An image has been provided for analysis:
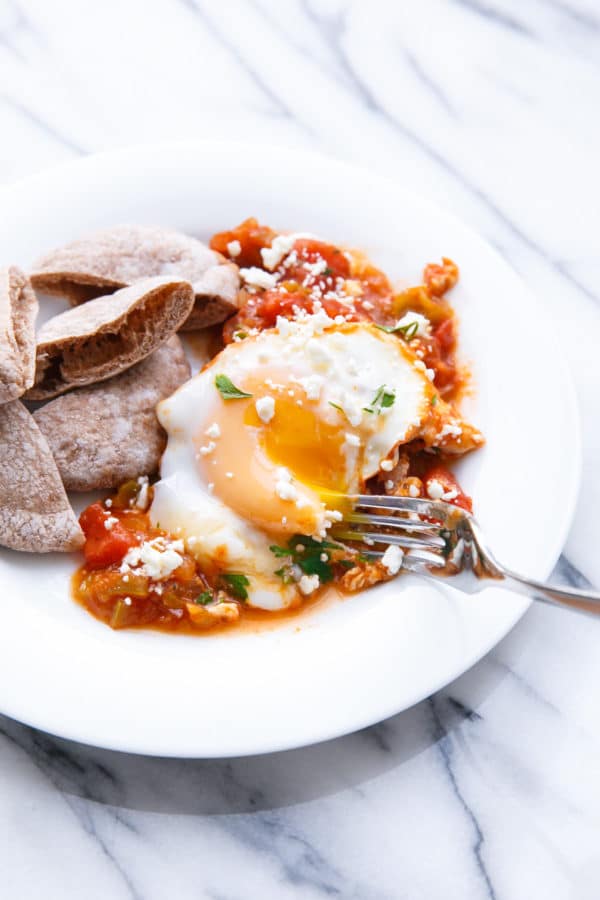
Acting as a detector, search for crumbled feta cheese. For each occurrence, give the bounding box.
[408,483,420,498]
[205,422,221,439]
[304,257,328,277]
[299,573,320,595]
[239,267,278,290]
[225,472,234,479]
[277,482,298,501]
[362,300,374,310]
[105,498,113,508]
[122,538,183,580]
[275,468,297,501]
[426,368,435,382]
[385,480,394,491]
[427,479,445,500]
[439,422,463,439]
[255,395,275,424]
[123,596,132,606]
[380,459,394,472]
[199,441,216,456]
[260,233,314,271]
[442,489,458,501]
[295,374,323,400]
[103,515,118,531]
[395,311,431,337]
[382,544,404,575]
[227,240,241,257]
[414,360,427,372]
[344,432,361,447]
[382,544,404,574]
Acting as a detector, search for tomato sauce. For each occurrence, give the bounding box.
[212,219,464,401]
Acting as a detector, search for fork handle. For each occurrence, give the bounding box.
[501,569,600,615]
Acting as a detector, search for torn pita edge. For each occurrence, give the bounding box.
[0,266,39,404]
[0,400,84,553]
[26,276,194,400]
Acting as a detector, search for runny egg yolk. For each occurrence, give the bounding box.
[194,380,352,537]
[244,395,348,493]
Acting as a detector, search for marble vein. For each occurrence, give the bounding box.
[429,696,497,900]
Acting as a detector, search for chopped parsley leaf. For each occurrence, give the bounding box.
[363,385,396,415]
[269,544,290,558]
[431,395,438,407]
[269,534,344,584]
[215,374,253,400]
[219,573,250,600]
[329,401,344,412]
[194,591,213,606]
[376,320,419,339]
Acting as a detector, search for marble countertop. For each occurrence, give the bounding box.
[1,1,599,897]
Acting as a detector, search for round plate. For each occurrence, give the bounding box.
[0,142,580,757]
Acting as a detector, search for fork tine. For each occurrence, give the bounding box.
[344,512,440,532]
[331,529,446,551]
[349,494,462,525]
[361,548,447,569]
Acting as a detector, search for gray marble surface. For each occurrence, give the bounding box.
[1,1,599,897]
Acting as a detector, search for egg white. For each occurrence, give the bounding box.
[151,314,434,610]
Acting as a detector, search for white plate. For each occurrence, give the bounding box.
[0,142,580,757]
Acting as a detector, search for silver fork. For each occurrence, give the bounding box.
[330,494,600,614]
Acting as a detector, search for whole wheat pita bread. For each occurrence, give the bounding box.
[0,400,83,552]
[26,276,194,400]
[29,224,240,328]
[34,337,191,491]
[0,267,38,404]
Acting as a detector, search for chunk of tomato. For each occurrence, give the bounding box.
[423,258,459,297]
[79,503,139,569]
[423,466,472,512]
[210,217,277,268]
[284,239,350,281]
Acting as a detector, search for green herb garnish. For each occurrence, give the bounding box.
[194,591,213,606]
[269,544,291,558]
[269,534,343,584]
[215,374,253,400]
[377,320,419,339]
[219,573,250,600]
[431,395,438,407]
[363,385,395,415]
[329,401,344,413]
[322,267,333,276]
[233,331,248,341]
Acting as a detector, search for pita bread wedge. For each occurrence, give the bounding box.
[26,276,194,400]
[29,224,241,329]
[34,337,191,491]
[0,266,38,404]
[0,400,83,552]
